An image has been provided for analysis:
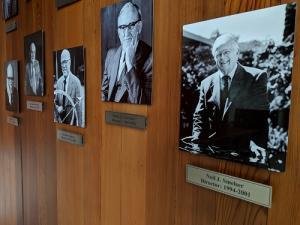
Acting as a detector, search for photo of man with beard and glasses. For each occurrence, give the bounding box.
[101,0,153,105]
[4,61,19,112]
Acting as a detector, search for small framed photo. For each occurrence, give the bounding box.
[4,60,19,112]
[2,0,18,20]
[56,0,79,9]
[53,46,85,128]
[179,3,296,172]
[24,30,45,96]
[100,0,153,105]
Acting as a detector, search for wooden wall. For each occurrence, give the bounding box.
[0,0,299,225]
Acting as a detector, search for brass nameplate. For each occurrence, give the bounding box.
[105,111,147,129]
[6,21,17,33]
[57,129,83,145]
[27,101,43,112]
[186,165,272,208]
[7,116,19,126]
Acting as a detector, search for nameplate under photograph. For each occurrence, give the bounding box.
[26,101,43,112]
[186,164,272,208]
[7,116,19,126]
[105,111,147,129]
[5,21,17,33]
[57,129,83,146]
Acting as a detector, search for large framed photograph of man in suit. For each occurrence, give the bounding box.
[179,3,296,172]
[24,30,45,96]
[4,60,19,112]
[53,46,85,128]
[100,0,153,105]
[2,0,17,20]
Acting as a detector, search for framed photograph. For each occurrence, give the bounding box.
[4,60,19,112]
[24,30,45,96]
[56,0,79,9]
[53,46,85,128]
[179,3,296,172]
[101,0,153,105]
[2,0,18,20]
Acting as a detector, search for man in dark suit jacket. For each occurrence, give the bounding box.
[25,42,43,96]
[3,0,17,20]
[191,34,268,161]
[101,2,152,104]
[5,63,19,112]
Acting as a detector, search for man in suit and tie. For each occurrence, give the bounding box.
[25,42,43,96]
[54,49,83,127]
[101,2,152,104]
[3,0,17,20]
[5,63,18,112]
[191,34,269,162]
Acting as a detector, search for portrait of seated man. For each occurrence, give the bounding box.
[101,1,153,105]
[25,42,43,96]
[5,62,19,112]
[2,0,17,20]
[54,48,85,128]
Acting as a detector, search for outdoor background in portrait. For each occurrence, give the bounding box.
[100,0,153,68]
[53,46,85,127]
[24,30,45,96]
[179,3,296,172]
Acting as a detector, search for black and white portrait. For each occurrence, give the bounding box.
[56,0,79,9]
[179,3,296,172]
[101,0,153,105]
[4,60,19,112]
[24,30,44,96]
[2,0,17,20]
[53,46,85,128]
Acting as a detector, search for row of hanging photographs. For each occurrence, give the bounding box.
[3,0,297,172]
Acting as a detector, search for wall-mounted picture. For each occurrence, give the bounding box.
[53,46,85,128]
[101,0,153,105]
[24,30,44,96]
[4,60,19,112]
[56,0,79,9]
[179,3,296,172]
[2,0,18,20]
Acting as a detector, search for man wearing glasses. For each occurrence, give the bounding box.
[190,33,269,163]
[101,2,152,104]
[5,63,18,112]
[54,49,83,126]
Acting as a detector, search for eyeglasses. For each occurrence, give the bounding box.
[118,19,141,31]
[7,77,14,81]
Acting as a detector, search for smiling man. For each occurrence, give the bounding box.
[191,33,269,161]
[101,2,152,104]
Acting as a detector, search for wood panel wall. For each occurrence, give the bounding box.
[0,1,299,225]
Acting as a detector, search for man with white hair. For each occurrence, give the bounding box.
[54,49,82,126]
[191,33,269,161]
[5,63,18,112]
[101,2,152,104]
[25,42,43,96]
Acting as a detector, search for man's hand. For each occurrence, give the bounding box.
[249,140,267,164]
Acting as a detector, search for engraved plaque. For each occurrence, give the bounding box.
[7,116,19,126]
[57,129,83,145]
[6,21,17,33]
[105,111,147,129]
[186,165,272,208]
[27,101,43,112]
